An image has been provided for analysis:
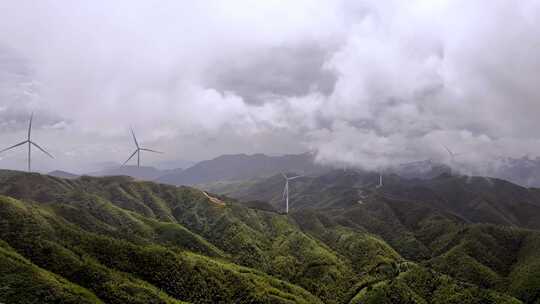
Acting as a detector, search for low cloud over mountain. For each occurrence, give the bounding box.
[1,1,540,174]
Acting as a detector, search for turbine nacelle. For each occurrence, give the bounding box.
[282,173,302,181]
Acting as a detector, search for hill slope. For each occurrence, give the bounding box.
[218,170,540,230]
[0,170,538,303]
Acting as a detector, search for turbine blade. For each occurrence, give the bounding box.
[30,141,54,159]
[0,140,28,154]
[28,113,33,140]
[282,184,287,200]
[140,148,163,154]
[288,175,302,180]
[281,172,288,179]
[122,150,138,166]
[442,145,453,157]
[130,127,139,148]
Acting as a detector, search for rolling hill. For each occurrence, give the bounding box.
[0,169,539,303]
[213,170,540,230]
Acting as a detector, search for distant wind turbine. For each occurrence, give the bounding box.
[443,145,465,174]
[444,145,494,185]
[122,127,163,167]
[0,113,54,172]
[443,145,464,160]
[282,173,302,214]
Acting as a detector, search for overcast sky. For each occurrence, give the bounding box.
[0,0,540,173]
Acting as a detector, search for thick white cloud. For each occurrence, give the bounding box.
[310,0,540,170]
[0,0,539,172]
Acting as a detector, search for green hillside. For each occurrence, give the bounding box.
[0,170,538,303]
[215,171,540,230]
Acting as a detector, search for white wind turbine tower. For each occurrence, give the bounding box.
[0,113,54,172]
[376,173,383,188]
[122,127,163,167]
[282,173,302,214]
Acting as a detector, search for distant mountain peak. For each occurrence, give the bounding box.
[156,152,327,186]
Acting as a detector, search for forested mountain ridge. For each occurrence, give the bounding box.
[212,170,540,230]
[0,169,538,303]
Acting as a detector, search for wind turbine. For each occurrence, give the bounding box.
[122,127,163,167]
[443,145,462,160]
[282,173,302,214]
[0,113,54,172]
[443,145,464,174]
[445,145,494,185]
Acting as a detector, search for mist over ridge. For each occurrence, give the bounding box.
[0,1,539,175]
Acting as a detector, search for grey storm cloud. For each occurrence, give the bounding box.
[0,0,539,173]
[205,42,337,104]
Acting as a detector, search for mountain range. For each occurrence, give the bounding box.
[0,169,539,303]
[209,170,540,230]
[155,153,329,186]
[87,153,329,185]
[84,153,540,190]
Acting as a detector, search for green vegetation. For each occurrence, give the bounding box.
[350,264,522,304]
[0,170,539,303]
[0,240,102,304]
